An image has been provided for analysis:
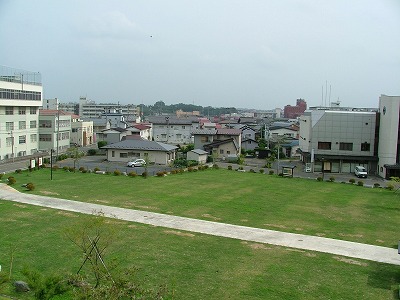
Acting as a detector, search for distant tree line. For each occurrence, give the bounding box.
[139,101,237,117]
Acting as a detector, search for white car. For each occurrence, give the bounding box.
[127,159,146,167]
[354,166,367,178]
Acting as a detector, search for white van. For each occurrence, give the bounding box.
[355,166,367,178]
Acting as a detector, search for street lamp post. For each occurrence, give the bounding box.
[321,157,325,181]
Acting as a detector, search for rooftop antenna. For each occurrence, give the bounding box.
[321,85,324,106]
[329,84,331,107]
[325,80,328,107]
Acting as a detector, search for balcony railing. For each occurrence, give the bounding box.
[0,65,42,86]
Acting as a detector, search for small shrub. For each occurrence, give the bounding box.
[94,167,100,172]
[142,171,148,178]
[52,166,59,171]
[329,176,335,182]
[317,177,323,182]
[357,181,364,186]
[156,171,165,177]
[15,169,22,174]
[204,165,209,169]
[340,181,346,184]
[79,167,85,172]
[228,165,233,170]
[114,170,121,176]
[0,173,3,180]
[259,169,265,174]
[63,166,69,171]
[68,167,75,172]
[7,176,16,185]
[278,173,283,177]
[373,183,380,188]
[349,178,356,184]
[82,169,87,173]
[87,149,97,156]
[171,170,177,175]
[128,171,137,177]
[188,167,194,172]
[26,182,35,191]
[239,166,244,170]
[193,168,198,172]
[386,184,394,191]
[269,170,274,175]
[249,169,256,173]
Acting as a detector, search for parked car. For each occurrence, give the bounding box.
[127,159,146,167]
[354,166,367,178]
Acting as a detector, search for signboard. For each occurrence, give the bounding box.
[38,157,43,166]
[30,159,36,169]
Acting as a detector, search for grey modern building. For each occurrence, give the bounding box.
[299,107,378,174]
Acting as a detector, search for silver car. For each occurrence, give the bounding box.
[127,159,146,167]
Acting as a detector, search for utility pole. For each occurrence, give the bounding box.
[10,130,14,162]
[56,110,60,160]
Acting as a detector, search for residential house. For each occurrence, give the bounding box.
[101,138,177,165]
[70,115,94,147]
[187,149,208,164]
[0,66,43,160]
[147,116,200,145]
[97,127,129,145]
[126,123,152,140]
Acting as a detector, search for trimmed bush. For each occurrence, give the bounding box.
[94,167,100,172]
[114,170,121,176]
[156,171,165,177]
[68,167,75,172]
[373,183,380,188]
[52,166,59,171]
[259,169,265,174]
[79,167,85,172]
[7,176,16,185]
[87,149,97,156]
[26,182,35,191]
[82,169,87,173]
[317,177,323,182]
[249,169,256,173]
[278,173,283,177]
[357,181,364,186]
[142,171,148,178]
[63,166,69,171]
[238,166,244,170]
[269,170,274,175]
[329,176,335,182]
[128,171,137,177]
[15,169,22,174]
[227,165,233,170]
[213,164,219,169]
[386,184,394,191]
[188,167,194,172]
[349,178,356,184]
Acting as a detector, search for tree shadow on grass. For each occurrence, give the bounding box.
[367,262,400,299]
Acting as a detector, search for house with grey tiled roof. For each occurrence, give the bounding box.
[187,149,208,164]
[101,138,178,165]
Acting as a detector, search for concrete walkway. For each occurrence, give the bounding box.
[1,183,399,266]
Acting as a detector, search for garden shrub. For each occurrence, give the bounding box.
[94,167,100,172]
[193,168,198,172]
[204,165,209,169]
[63,166,69,171]
[156,171,165,177]
[341,181,346,184]
[82,169,87,173]
[238,166,244,170]
[142,171,148,178]
[128,171,137,177]
[68,167,75,172]
[317,177,323,182]
[188,167,194,172]
[26,182,35,191]
[15,169,22,174]
[87,149,97,156]
[349,178,356,184]
[269,170,274,175]
[227,165,233,170]
[7,176,16,185]
[170,170,177,175]
[97,141,107,148]
[278,173,283,177]
[373,183,380,188]
[114,170,121,176]
[0,173,3,180]
[213,164,219,169]
[386,184,394,191]
[357,181,364,186]
[187,160,198,167]
[259,169,264,174]
[79,167,85,172]
[52,166,59,171]
[249,169,256,173]
[329,176,335,182]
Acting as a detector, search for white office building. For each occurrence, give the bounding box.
[0,66,43,160]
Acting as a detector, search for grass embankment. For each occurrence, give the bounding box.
[6,168,400,247]
[0,200,399,300]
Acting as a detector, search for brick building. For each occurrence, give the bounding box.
[284,99,307,119]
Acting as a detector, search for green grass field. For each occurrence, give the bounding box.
[1,168,399,299]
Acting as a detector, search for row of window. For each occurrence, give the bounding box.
[0,89,41,101]
[5,106,37,115]
[318,142,371,151]
[5,134,37,146]
[5,121,37,131]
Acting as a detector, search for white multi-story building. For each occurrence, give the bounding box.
[0,66,43,160]
[378,95,400,179]
[38,110,71,154]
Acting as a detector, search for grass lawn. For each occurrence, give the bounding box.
[0,200,399,300]
[5,168,400,248]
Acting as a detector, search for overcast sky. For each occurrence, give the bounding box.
[1,0,399,110]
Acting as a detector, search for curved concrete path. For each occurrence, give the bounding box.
[1,183,399,266]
